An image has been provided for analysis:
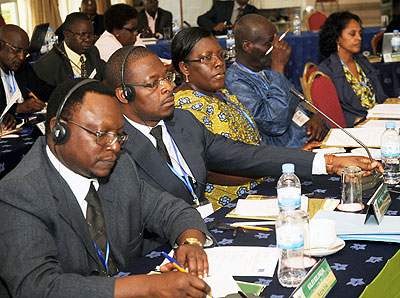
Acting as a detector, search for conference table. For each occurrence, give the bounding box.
[147,26,384,92]
[124,175,400,297]
[372,61,400,98]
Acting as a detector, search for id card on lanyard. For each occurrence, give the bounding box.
[292,107,310,127]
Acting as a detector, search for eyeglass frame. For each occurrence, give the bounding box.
[0,39,30,58]
[121,27,137,34]
[63,118,131,148]
[183,50,229,65]
[128,72,176,89]
[65,30,95,40]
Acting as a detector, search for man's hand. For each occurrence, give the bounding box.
[305,115,327,143]
[301,141,321,151]
[270,33,291,74]
[213,22,227,32]
[1,113,17,130]
[328,155,384,176]
[16,97,46,114]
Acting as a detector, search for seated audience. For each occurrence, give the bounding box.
[0,24,53,126]
[197,0,259,35]
[318,11,387,127]
[34,12,106,86]
[225,14,327,148]
[137,0,172,38]
[0,78,213,298]
[95,4,138,61]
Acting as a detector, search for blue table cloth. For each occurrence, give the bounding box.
[123,175,400,297]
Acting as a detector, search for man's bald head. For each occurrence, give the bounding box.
[0,25,29,72]
[80,0,97,21]
[235,14,276,51]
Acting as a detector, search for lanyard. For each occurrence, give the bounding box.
[92,240,110,276]
[235,62,269,90]
[340,59,368,87]
[164,125,200,206]
[5,71,16,94]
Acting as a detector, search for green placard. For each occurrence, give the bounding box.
[364,183,392,225]
[290,258,336,298]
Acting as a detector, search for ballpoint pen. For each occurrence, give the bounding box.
[265,28,290,56]
[161,251,214,298]
[228,224,273,232]
[26,88,40,101]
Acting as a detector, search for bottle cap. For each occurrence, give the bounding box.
[282,163,295,173]
[394,29,399,33]
[386,121,396,129]
[227,30,233,34]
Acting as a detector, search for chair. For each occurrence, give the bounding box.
[371,31,384,54]
[307,71,347,128]
[300,62,318,103]
[306,10,327,31]
[29,23,49,55]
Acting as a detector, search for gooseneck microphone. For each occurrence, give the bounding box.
[290,87,383,190]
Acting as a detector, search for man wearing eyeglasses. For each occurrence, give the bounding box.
[137,0,173,39]
[0,24,53,127]
[34,12,106,86]
[0,78,213,298]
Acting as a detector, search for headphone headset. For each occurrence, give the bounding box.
[52,78,97,145]
[121,46,138,102]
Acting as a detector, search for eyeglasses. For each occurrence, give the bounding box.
[184,51,229,65]
[121,27,137,34]
[129,72,176,89]
[66,30,95,40]
[0,39,30,58]
[65,119,130,148]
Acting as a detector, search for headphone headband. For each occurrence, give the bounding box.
[121,46,139,102]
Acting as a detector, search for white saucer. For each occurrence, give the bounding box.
[309,238,345,257]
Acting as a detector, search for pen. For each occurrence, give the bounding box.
[228,224,273,232]
[26,88,39,101]
[265,28,290,56]
[161,251,214,298]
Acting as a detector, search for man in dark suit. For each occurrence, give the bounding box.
[0,78,212,297]
[137,0,172,38]
[0,25,53,129]
[197,0,259,35]
[80,0,105,38]
[34,13,106,86]
[105,46,383,208]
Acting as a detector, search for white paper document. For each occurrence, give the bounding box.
[205,246,279,277]
[204,274,241,298]
[323,128,384,148]
[367,104,400,119]
[359,119,400,128]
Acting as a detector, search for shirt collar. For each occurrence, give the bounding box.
[124,115,163,138]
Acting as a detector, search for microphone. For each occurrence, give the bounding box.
[290,87,383,191]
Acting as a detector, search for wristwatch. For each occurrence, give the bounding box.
[182,237,203,247]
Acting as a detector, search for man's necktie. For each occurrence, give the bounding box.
[80,55,88,78]
[235,7,244,24]
[150,125,172,165]
[85,182,118,276]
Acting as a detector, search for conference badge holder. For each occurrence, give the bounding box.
[364,183,392,224]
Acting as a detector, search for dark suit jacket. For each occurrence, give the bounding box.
[137,7,173,35]
[123,109,315,206]
[318,52,387,127]
[33,43,106,86]
[0,61,54,115]
[197,1,259,34]
[0,137,209,297]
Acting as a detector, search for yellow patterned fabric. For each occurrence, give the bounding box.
[174,88,264,210]
[342,62,377,109]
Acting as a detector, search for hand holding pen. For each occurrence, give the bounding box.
[267,29,291,74]
[265,29,289,56]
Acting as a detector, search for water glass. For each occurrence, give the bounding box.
[340,166,363,212]
[163,27,171,40]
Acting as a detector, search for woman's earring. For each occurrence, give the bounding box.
[185,74,189,83]
[337,43,340,52]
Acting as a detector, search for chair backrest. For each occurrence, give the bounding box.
[29,23,49,54]
[300,62,318,103]
[371,31,384,54]
[306,10,327,31]
[308,71,347,128]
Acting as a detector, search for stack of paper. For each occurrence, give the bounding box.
[322,128,384,148]
[313,210,400,242]
[367,104,400,119]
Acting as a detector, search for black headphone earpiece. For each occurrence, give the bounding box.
[52,78,97,145]
[121,46,138,102]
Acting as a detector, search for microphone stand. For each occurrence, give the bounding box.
[290,87,383,191]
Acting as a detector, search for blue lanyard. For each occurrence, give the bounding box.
[5,72,16,94]
[92,240,110,276]
[340,59,368,87]
[235,62,269,90]
[164,125,200,206]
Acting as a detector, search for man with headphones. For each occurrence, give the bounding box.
[0,78,213,297]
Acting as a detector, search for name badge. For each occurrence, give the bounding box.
[364,183,391,224]
[292,107,310,127]
[197,202,214,219]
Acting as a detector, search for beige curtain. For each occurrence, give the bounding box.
[96,0,112,14]
[30,0,62,30]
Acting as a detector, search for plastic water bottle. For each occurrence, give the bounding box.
[391,30,400,53]
[293,14,301,36]
[172,19,180,37]
[277,163,301,211]
[381,121,400,184]
[276,209,306,287]
[226,29,235,59]
[45,28,57,52]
